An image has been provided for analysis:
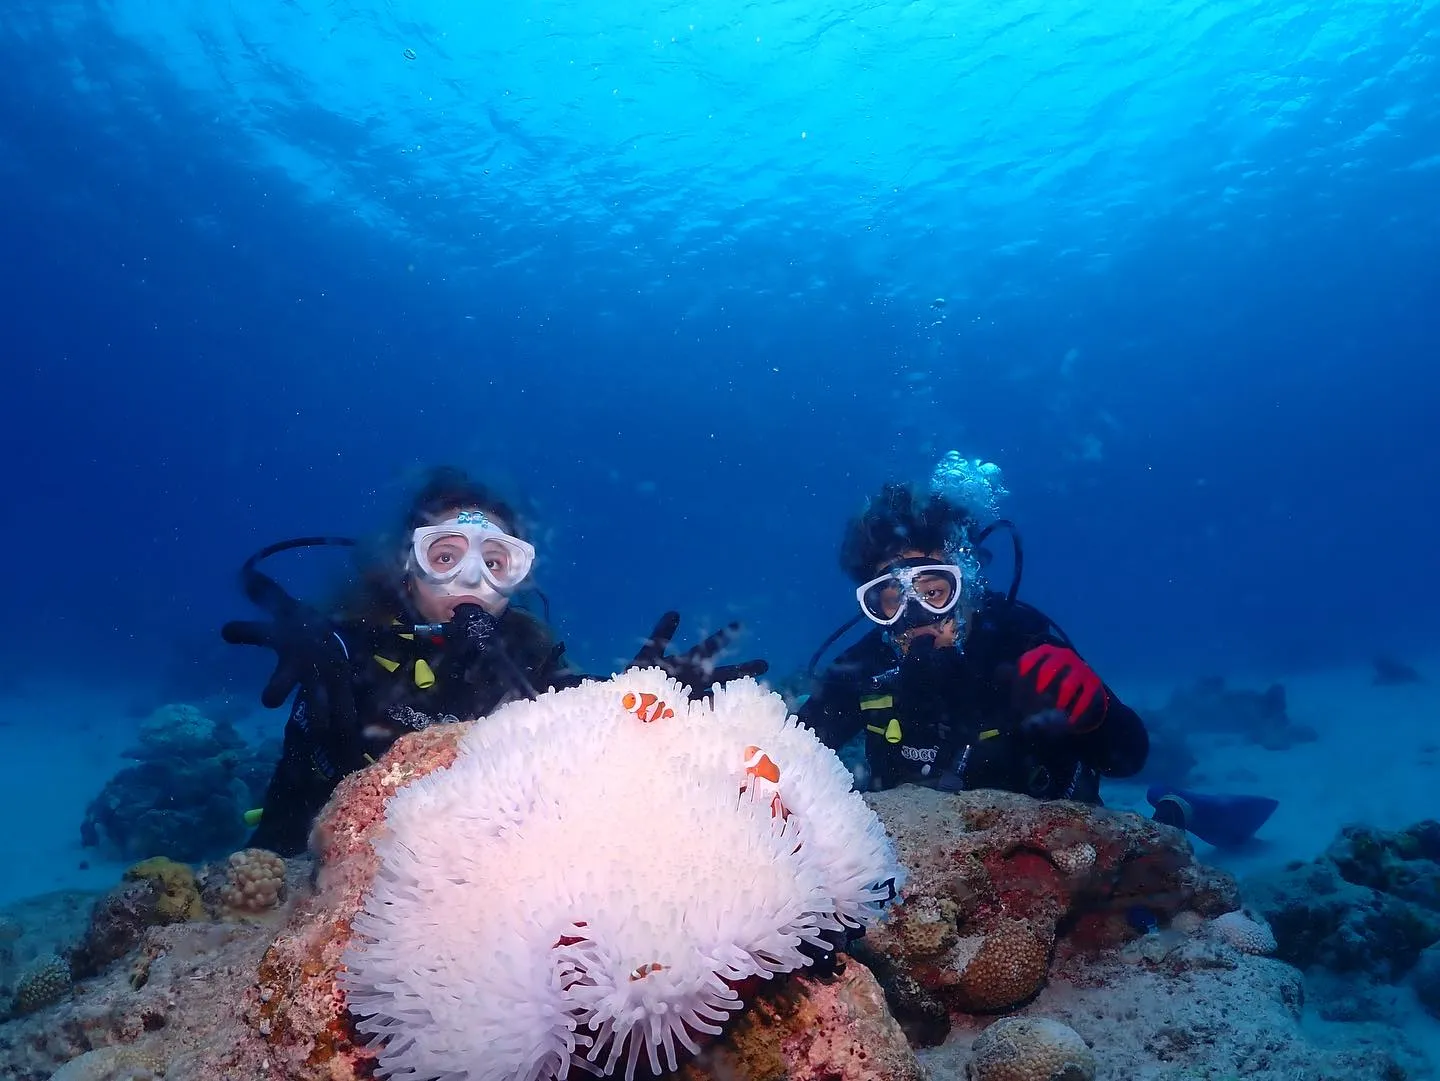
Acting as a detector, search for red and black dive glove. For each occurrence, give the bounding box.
[1012,644,1108,735]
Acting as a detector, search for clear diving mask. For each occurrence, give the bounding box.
[409,510,535,608]
[856,559,964,628]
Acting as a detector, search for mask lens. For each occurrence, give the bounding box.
[911,570,956,612]
[860,579,905,623]
[856,564,963,625]
[478,536,522,587]
[420,532,468,579]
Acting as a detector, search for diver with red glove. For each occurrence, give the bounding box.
[800,482,1276,846]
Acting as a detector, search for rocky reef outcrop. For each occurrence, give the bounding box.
[2,710,1429,1081]
[855,787,1238,1044]
[79,704,277,864]
[1244,817,1440,1032]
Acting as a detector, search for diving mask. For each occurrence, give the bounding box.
[856,560,963,627]
[409,511,535,605]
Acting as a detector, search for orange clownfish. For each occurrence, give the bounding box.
[621,691,675,723]
[740,745,790,821]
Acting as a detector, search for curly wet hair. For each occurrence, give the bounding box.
[400,466,527,538]
[838,483,976,584]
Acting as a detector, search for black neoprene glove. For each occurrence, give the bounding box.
[221,604,357,733]
[447,603,541,702]
[449,602,501,659]
[629,611,769,698]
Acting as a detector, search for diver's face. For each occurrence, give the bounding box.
[406,505,513,622]
[880,549,961,655]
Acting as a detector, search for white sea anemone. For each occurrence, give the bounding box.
[340,668,903,1081]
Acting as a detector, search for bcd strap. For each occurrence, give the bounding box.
[865,717,903,743]
[372,653,436,689]
[860,695,902,743]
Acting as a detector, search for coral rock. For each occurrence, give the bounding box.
[49,1043,166,1081]
[1149,676,1316,751]
[1245,823,1440,980]
[857,787,1237,1042]
[69,878,166,979]
[681,960,926,1081]
[11,953,74,1016]
[966,1017,1096,1081]
[1208,909,1277,955]
[241,721,469,1081]
[218,848,287,916]
[1413,942,1440,1019]
[123,857,206,923]
[952,918,1052,1013]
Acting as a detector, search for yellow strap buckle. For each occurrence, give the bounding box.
[864,717,903,743]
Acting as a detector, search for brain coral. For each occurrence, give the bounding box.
[219,848,287,915]
[1209,909,1278,955]
[953,917,1053,1012]
[12,954,73,1015]
[967,1017,1096,1081]
[340,669,903,1081]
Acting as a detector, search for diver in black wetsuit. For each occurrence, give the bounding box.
[224,467,769,856]
[800,482,1279,848]
[800,483,1148,802]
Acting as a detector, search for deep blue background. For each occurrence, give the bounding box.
[2,0,1437,705]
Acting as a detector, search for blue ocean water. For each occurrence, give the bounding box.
[6,0,1437,697]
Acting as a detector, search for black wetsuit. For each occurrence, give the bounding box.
[250,607,579,855]
[799,593,1148,801]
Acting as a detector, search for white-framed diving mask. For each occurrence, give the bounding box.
[856,561,964,627]
[408,510,535,608]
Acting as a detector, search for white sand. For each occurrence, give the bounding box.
[1106,654,1440,882]
[0,686,140,908]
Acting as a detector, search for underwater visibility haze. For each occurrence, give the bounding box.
[3,0,1437,683]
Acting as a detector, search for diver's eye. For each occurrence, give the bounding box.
[913,574,954,607]
[425,537,468,570]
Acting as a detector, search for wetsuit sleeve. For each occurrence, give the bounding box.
[1075,692,1149,777]
[248,690,345,857]
[798,674,865,752]
[247,622,377,856]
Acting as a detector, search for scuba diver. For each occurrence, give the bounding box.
[223,466,769,856]
[800,480,1278,847]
